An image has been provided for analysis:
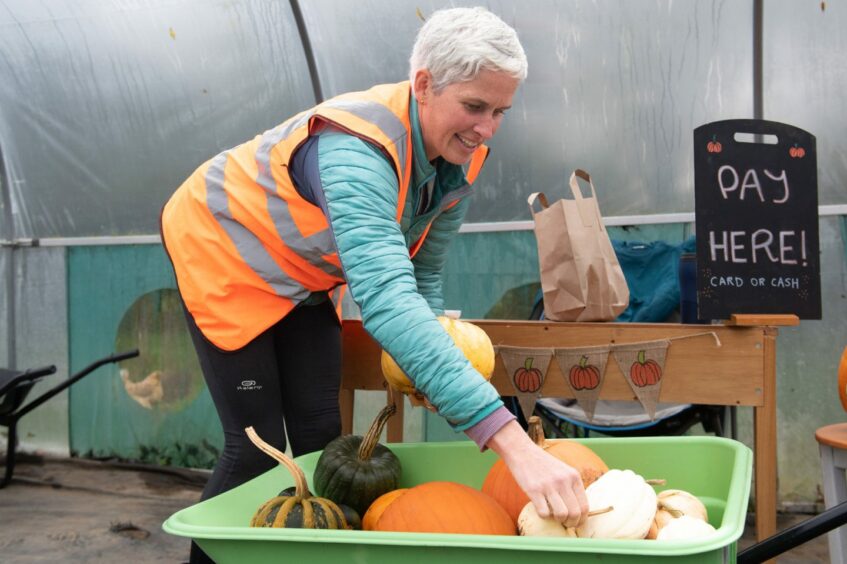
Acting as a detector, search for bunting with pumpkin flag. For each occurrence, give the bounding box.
[491,332,719,422]
[553,344,611,422]
[610,339,671,420]
[496,345,554,420]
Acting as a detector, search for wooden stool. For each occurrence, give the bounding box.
[815,422,847,563]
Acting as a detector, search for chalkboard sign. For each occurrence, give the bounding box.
[693,119,821,320]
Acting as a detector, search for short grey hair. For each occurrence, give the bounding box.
[409,7,528,93]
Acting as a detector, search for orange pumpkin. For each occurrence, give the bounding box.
[838,345,847,413]
[369,481,515,535]
[481,416,608,524]
[646,518,660,540]
[362,488,407,530]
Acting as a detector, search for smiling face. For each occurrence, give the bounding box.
[414,68,519,164]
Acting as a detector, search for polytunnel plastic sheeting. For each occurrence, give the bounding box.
[0,249,8,366]
[8,247,70,455]
[0,0,316,240]
[300,0,754,222]
[763,1,847,206]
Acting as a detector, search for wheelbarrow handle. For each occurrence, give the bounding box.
[64,348,140,385]
[16,349,140,419]
[108,349,140,363]
[737,500,847,563]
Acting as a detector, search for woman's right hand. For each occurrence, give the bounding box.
[486,420,588,527]
[407,390,438,412]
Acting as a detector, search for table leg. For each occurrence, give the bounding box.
[386,390,404,443]
[754,327,778,547]
[340,388,354,435]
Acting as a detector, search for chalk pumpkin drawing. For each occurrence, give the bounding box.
[514,358,543,393]
[789,145,806,158]
[707,138,723,153]
[630,350,663,387]
[569,355,601,391]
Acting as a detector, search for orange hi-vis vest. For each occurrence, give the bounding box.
[161,81,488,351]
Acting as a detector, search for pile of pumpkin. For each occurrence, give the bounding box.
[246,410,717,541]
[244,316,718,541]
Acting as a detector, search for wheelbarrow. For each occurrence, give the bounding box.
[0,349,139,488]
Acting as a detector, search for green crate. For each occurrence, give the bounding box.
[163,436,751,563]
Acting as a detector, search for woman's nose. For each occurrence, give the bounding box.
[473,115,497,140]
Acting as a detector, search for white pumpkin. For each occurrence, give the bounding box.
[517,502,577,537]
[655,489,709,530]
[656,514,716,540]
[576,469,657,540]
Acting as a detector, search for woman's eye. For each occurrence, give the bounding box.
[464,103,482,112]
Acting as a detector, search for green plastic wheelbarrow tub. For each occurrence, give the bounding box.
[164,435,751,563]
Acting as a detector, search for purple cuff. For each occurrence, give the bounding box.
[464,406,517,452]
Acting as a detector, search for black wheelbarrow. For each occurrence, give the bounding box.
[0,349,139,488]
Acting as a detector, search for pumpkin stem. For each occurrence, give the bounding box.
[637,350,647,364]
[357,403,397,461]
[646,478,667,486]
[245,426,310,498]
[579,355,589,368]
[524,357,534,370]
[588,505,614,517]
[527,416,547,448]
[658,500,685,518]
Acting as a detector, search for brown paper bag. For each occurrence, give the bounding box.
[528,169,629,322]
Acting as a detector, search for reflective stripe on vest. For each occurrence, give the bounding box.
[205,151,313,301]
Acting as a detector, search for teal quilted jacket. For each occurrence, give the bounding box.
[312,97,502,431]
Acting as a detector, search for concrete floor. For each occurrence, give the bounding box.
[0,454,835,563]
[0,455,202,563]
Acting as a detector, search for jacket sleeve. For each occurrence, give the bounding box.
[410,198,470,315]
[315,131,502,431]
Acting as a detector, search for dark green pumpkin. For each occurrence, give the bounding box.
[314,404,401,516]
[244,426,348,530]
[338,503,363,530]
[279,486,361,530]
[251,494,348,529]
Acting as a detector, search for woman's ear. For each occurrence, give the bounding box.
[413,69,432,104]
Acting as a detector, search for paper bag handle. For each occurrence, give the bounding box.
[568,169,598,201]
[527,192,550,217]
[569,169,604,228]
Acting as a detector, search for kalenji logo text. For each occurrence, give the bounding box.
[237,379,262,391]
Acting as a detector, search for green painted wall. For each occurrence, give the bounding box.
[67,245,221,467]
[66,245,424,466]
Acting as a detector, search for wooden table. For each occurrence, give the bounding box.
[340,315,796,543]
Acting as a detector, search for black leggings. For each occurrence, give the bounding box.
[185,299,341,563]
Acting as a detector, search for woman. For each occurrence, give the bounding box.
[161,7,587,560]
